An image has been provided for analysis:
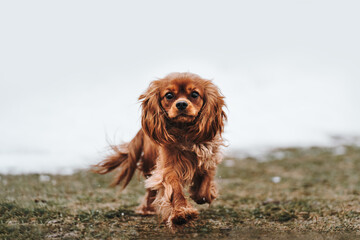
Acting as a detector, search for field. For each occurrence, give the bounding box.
[1,145,360,239]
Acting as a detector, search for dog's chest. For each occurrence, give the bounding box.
[176,141,222,172]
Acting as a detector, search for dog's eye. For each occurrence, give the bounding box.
[165,92,174,100]
[191,91,199,98]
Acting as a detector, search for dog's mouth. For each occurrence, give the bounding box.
[177,113,191,117]
[171,113,196,122]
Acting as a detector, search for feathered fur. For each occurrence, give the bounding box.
[92,130,144,188]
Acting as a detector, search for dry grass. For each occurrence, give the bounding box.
[1,145,360,239]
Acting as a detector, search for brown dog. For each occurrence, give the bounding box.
[93,72,227,229]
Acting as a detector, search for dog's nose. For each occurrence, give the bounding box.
[176,101,188,110]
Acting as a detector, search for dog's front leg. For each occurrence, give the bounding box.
[190,167,218,205]
[163,172,198,228]
[145,156,198,229]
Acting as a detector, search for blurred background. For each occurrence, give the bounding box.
[1,0,359,174]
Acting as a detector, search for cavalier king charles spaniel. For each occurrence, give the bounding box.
[93,72,227,229]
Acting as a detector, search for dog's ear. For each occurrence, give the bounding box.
[139,81,174,145]
[193,80,227,142]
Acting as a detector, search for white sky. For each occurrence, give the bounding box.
[0,0,359,173]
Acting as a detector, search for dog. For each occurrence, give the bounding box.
[93,72,227,229]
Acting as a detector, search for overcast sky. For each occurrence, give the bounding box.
[1,0,359,173]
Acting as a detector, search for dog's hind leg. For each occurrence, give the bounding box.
[136,189,157,215]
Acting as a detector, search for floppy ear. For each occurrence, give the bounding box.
[139,81,174,145]
[194,80,227,142]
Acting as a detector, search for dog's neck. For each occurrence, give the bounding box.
[164,117,222,146]
[164,129,223,150]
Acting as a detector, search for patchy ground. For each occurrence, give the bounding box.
[1,145,360,239]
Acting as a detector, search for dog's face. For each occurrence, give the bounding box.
[159,77,204,123]
[139,72,226,144]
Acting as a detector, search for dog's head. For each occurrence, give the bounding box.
[139,72,226,144]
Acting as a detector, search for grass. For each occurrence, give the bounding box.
[1,145,360,239]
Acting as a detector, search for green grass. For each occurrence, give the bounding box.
[1,145,360,239]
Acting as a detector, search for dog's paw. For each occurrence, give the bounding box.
[167,207,198,229]
[191,183,218,204]
[191,194,215,204]
[135,205,156,216]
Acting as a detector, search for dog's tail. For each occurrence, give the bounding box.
[92,130,144,189]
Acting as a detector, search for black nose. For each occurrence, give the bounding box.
[176,101,188,110]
